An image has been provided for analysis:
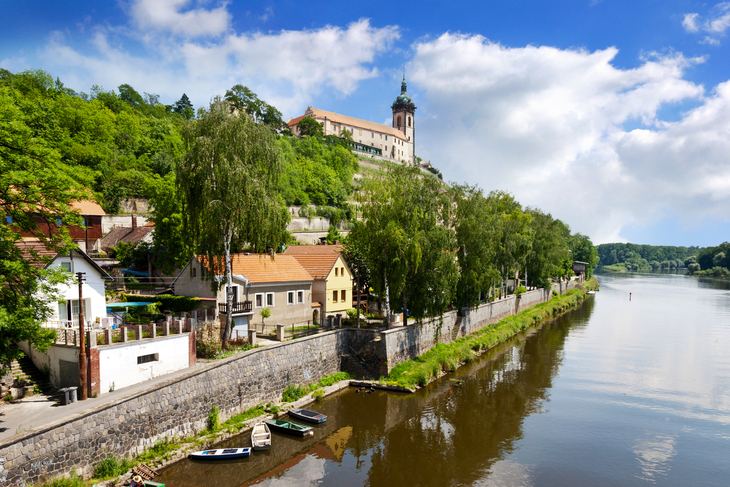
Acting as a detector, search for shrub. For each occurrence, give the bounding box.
[270,405,281,414]
[93,455,135,479]
[208,405,220,431]
[312,389,324,401]
[515,285,527,297]
[282,384,307,403]
[42,474,86,487]
[122,294,200,313]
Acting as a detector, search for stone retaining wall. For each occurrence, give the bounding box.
[0,280,582,485]
[0,331,346,486]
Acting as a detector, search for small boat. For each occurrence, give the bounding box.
[189,447,251,460]
[587,290,596,295]
[251,421,272,450]
[264,419,314,436]
[288,408,327,424]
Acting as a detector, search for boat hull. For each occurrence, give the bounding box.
[264,419,314,436]
[251,421,272,451]
[288,408,327,424]
[189,447,251,460]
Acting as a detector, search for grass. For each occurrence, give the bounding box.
[386,281,596,389]
[281,371,353,403]
[38,474,86,487]
[136,436,181,464]
[93,456,135,480]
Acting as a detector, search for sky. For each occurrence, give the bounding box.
[2,0,729,247]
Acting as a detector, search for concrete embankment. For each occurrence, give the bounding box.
[0,280,582,486]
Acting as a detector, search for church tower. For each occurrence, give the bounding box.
[392,74,416,162]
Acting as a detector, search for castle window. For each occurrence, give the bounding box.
[385,135,388,140]
[408,116,411,127]
[371,132,374,138]
[397,116,401,127]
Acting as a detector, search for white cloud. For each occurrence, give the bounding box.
[682,3,730,45]
[32,17,398,118]
[128,0,231,37]
[682,13,700,32]
[409,33,721,243]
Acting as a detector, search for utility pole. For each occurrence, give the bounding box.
[76,272,88,401]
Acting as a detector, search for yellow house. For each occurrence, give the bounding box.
[283,245,354,321]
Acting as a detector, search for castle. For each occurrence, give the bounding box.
[287,76,416,163]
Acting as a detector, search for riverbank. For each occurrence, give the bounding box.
[385,278,598,389]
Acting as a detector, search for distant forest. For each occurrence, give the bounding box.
[597,243,701,271]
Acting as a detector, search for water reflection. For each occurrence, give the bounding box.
[159,273,730,486]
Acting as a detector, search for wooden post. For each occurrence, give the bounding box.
[76,272,88,401]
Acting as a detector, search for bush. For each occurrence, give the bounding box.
[282,384,307,403]
[122,294,201,313]
[208,405,220,431]
[94,455,134,479]
[196,338,221,359]
[312,389,324,401]
[42,474,86,487]
[515,285,527,297]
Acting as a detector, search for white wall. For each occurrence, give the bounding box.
[48,255,107,325]
[98,335,190,393]
[18,341,80,389]
[101,215,149,234]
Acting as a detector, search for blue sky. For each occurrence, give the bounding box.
[2,0,730,247]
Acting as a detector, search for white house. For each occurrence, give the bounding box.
[45,248,113,327]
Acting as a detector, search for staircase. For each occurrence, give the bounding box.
[4,355,54,400]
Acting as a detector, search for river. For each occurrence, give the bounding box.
[157,271,730,486]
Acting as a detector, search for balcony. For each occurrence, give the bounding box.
[218,301,253,315]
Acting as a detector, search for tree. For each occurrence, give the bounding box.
[147,173,190,275]
[524,209,570,289]
[489,191,532,296]
[0,84,81,373]
[296,116,324,138]
[173,93,194,120]
[451,184,499,309]
[569,233,599,278]
[224,84,264,121]
[177,98,290,341]
[340,129,353,141]
[349,163,456,325]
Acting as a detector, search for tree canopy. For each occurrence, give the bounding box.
[176,98,289,340]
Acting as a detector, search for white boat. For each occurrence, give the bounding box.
[189,447,251,460]
[251,421,271,451]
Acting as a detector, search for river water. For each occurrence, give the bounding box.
[158,271,730,486]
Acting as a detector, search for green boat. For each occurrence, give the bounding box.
[264,419,314,437]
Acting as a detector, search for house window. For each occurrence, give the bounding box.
[371,132,374,138]
[137,353,158,365]
[335,268,339,277]
[60,262,73,273]
[297,291,304,303]
[5,216,12,224]
[333,290,338,302]
[255,293,264,308]
[288,291,295,305]
[385,135,388,140]
[81,218,86,228]
[266,293,274,307]
[341,267,344,275]
[56,218,63,226]
[341,290,347,302]
[192,267,197,277]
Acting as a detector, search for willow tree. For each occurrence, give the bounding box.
[177,98,289,341]
[350,163,456,326]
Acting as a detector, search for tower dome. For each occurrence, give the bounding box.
[392,74,414,107]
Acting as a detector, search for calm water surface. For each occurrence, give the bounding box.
[159,271,730,486]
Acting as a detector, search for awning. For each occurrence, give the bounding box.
[312,302,322,307]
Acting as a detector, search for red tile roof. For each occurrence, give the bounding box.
[283,245,345,280]
[198,254,312,284]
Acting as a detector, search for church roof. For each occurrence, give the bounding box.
[288,108,408,142]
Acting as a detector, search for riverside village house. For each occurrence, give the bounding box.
[282,244,354,322]
[15,242,196,396]
[172,253,315,335]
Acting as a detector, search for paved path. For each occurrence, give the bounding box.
[0,339,281,444]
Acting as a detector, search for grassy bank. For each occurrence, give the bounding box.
[35,371,353,487]
[386,279,598,389]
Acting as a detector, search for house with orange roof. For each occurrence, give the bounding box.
[287,76,417,163]
[172,253,314,333]
[283,245,354,320]
[12,199,106,253]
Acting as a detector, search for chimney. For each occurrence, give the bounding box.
[132,215,137,229]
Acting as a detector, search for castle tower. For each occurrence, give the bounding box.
[392,74,416,162]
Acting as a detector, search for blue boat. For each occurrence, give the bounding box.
[288,408,327,424]
[189,447,251,460]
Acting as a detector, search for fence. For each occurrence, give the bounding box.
[50,318,195,347]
